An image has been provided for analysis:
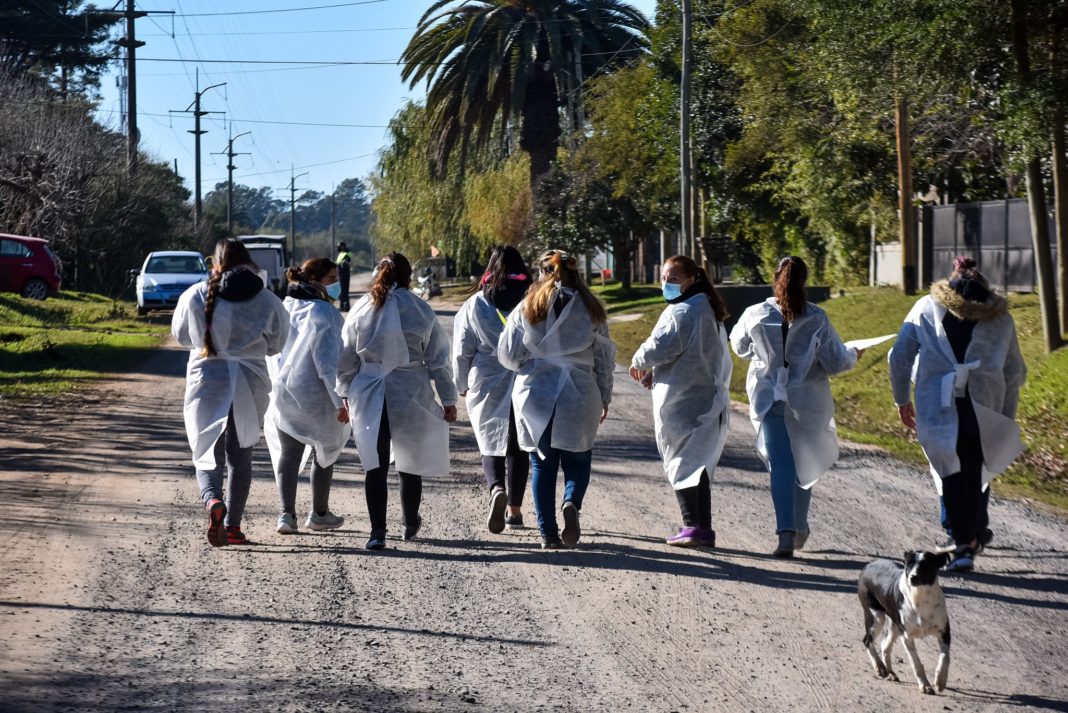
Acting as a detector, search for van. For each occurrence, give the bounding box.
[236,235,288,295]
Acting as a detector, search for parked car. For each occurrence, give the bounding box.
[0,233,63,300]
[135,251,207,316]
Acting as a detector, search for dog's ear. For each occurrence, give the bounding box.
[935,551,951,569]
[904,551,916,566]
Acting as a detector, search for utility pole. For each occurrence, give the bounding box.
[171,68,225,229]
[330,189,337,247]
[895,97,917,295]
[679,0,694,256]
[213,124,251,236]
[286,167,309,264]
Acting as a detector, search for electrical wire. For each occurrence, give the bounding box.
[172,0,389,18]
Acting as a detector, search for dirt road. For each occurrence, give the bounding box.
[1,291,1065,712]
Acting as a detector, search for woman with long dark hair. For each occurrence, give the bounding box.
[265,257,350,535]
[172,238,289,546]
[336,252,457,550]
[454,245,533,533]
[630,255,732,548]
[498,250,616,549]
[729,256,860,557]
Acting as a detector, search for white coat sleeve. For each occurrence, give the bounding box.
[497,309,529,372]
[452,299,477,394]
[264,295,290,357]
[313,321,345,410]
[424,316,458,407]
[1002,321,1027,419]
[593,321,616,408]
[336,318,361,398]
[888,320,920,406]
[631,309,683,370]
[815,316,857,376]
[729,312,754,360]
[171,289,199,348]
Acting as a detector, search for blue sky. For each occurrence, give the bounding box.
[94,0,659,202]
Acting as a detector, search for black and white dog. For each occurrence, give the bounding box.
[858,551,952,694]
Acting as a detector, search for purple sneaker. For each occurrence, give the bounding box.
[697,528,716,548]
[666,526,701,547]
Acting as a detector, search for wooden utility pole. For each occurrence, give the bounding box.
[171,69,225,229]
[895,97,917,295]
[287,168,309,265]
[213,125,251,236]
[1054,106,1068,336]
[680,0,694,257]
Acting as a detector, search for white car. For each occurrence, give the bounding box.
[135,250,208,316]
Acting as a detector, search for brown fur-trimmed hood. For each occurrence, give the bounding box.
[931,280,1008,322]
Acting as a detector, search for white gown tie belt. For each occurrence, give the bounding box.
[941,360,981,408]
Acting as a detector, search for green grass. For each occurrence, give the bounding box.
[603,285,1068,511]
[0,292,169,397]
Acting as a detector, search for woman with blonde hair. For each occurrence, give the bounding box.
[498,250,616,549]
[336,252,457,550]
[172,238,289,546]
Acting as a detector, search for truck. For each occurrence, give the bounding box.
[236,235,289,295]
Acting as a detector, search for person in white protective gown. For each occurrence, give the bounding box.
[264,257,351,536]
[172,238,289,547]
[888,256,1026,573]
[498,250,616,549]
[336,253,458,551]
[630,255,733,549]
[454,245,533,534]
[730,256,860,558]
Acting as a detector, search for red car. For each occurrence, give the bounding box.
[0,233,63,300]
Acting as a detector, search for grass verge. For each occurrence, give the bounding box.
[0,292,169,398]
[602,284,1068,511]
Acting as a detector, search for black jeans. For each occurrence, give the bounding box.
[941,397,985,546]
[338,268,351,311]
[364,405,421,532]
[675,469,711,529]
[480,407,529,508]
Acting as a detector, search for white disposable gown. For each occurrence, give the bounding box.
[729,298,857,488]
[497,290,616,457]
[888,284,1027,492]
[264,296,349,471]
[172,279,289,470]
[336,288,457,476]
[631,294,733,490]
[453,292,516,456]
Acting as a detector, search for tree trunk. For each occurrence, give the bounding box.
[1054,105,1068,336]
[895,96,917,295]
[1011,0,1062,352]
[520,39,561,190]
[612,235,633,289]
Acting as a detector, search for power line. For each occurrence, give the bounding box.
[172,0,388,17]
[139,26,415,37]
[203,153,376,182]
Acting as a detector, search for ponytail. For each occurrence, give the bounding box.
[523,249,607,325]
[287,257,336,286]
[664,255,730,322]
[773,256,808,323]
[201,238,256,358]
[370,252,412,310]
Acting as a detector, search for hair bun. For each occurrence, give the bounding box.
[954,256,977,273]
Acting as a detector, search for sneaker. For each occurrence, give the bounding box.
[365,529,387,550]
[560,501,581,548]
[504,513,525,530]
[487,487,507,534]
[945,546,975,573]
[697,527,717,548]
[666,526,701,547]
[795,527,810,551]
[403,516,422,542]
[305,511,344,531]
[225,526,249,546]
[277,512,298,535]
[206,499,227,547]
[541,535,564,550]
[773,531,796,558]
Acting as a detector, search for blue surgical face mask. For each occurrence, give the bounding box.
[662,281,682,301]
[325,282,342,301]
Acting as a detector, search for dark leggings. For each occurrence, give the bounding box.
[941,397,985,546]
[364,405,422,532]
[480,407,529,508]
[675,470,711,529]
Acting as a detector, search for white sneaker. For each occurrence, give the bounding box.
[305,511,344,531]
[277,512,298,535]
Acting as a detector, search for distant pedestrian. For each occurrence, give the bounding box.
[265,257,350,535]
[630,255,732,548]
[172,238,289,547]
[498,250,616,549]
[336,252,458,550]
[888,256,1026,573]
[454,245,532,533]
[729,256,860,557]
[335,242,353,311]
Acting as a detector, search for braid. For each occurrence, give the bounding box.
[200,270,223,358]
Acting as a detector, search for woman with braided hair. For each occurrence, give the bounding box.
[336,252,458,551]
[498,250,616,549]
[172,238,289,547]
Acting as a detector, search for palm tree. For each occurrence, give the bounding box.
[401,0,649,188]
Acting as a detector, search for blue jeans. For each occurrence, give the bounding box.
[530,418,592,538]
[761,402,811,534]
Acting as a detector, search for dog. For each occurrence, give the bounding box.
[858,551,952,694]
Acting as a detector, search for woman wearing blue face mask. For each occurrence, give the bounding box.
[264,257,351,534]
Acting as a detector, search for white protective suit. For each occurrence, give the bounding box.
[264,296,350,471]
[729,298,857,488]
[888,282,1026,493]
[453,292,517,456]
[631,293,733,490]
[497,290,616,457]
[172,277,289,470]
[336,288,457,476]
